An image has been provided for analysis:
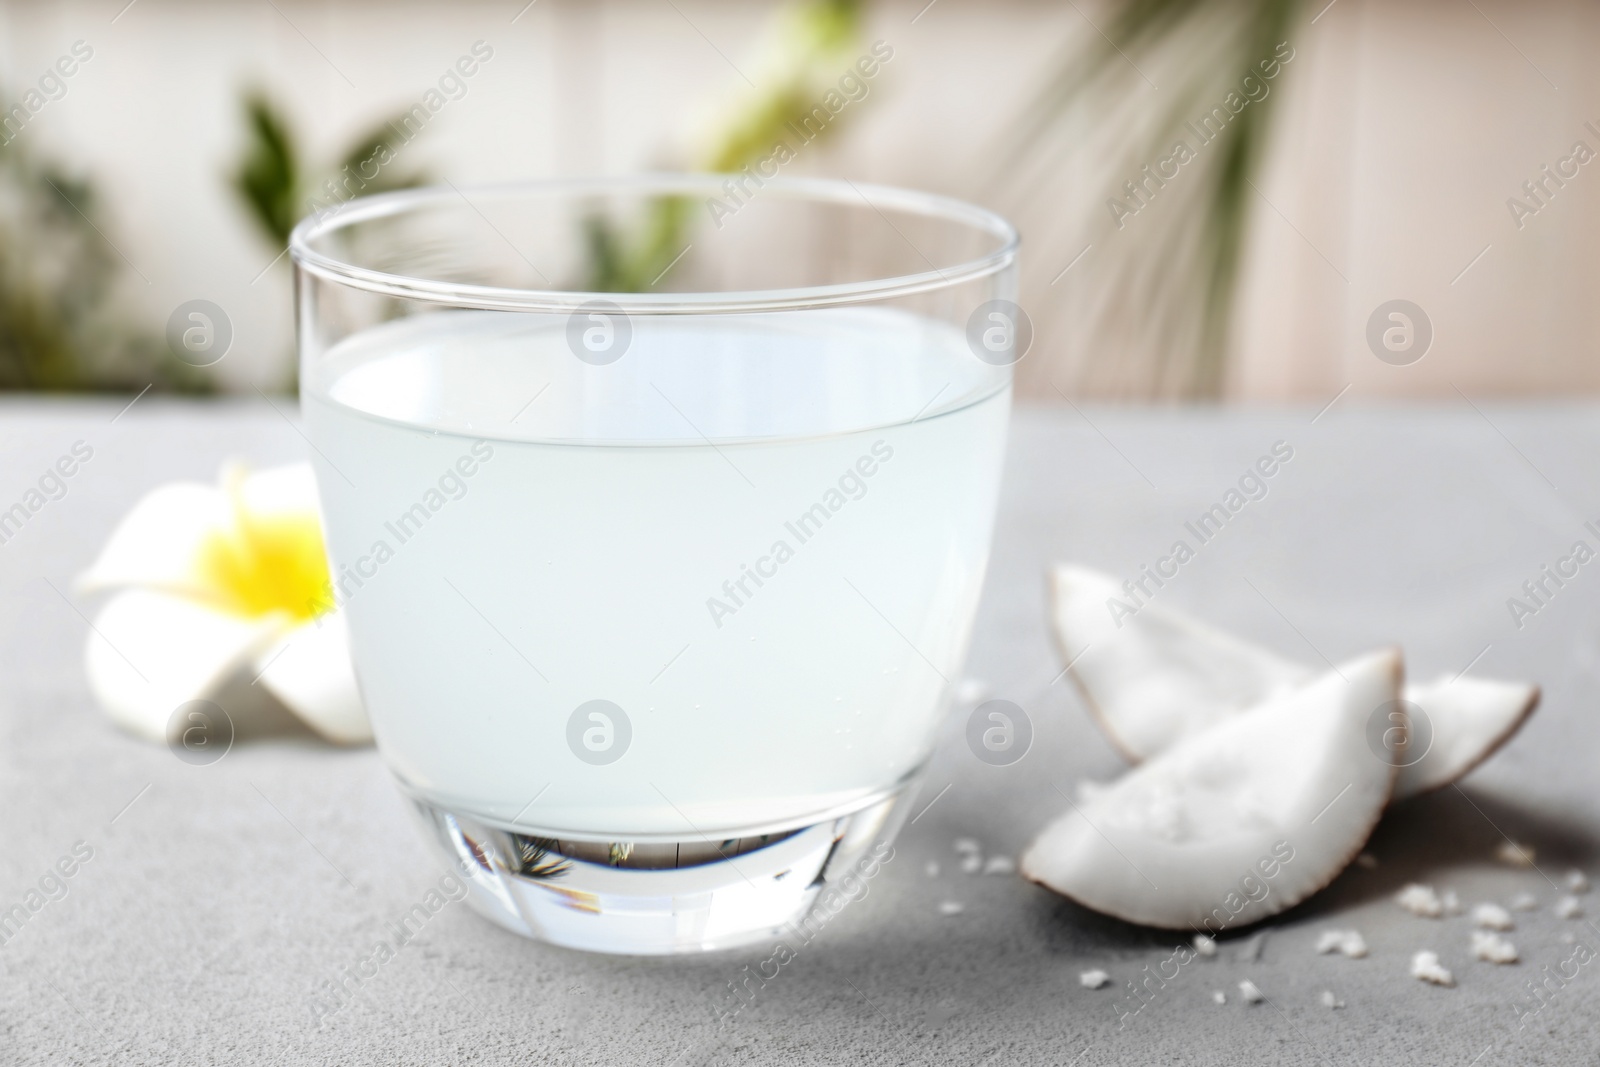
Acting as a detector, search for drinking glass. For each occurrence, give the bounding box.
[290,175,1020,954]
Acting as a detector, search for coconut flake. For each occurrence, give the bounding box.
[925,861,940,878]
[1555,896,1585,920]
[1566,869,1590,894]
[1079,969,1111,990]
[1441,889,1464,916]
[1238,980,1265,1005]
[953,838,983,874]
[1315,930,1369,959]
[1509,892,1539,912]
[1410,951,1455,987]
[1496,841,1536,868]
[1211,990,1226,1005]
[1472,903,1514,931]
[1397,884,1445,918]
[983,856,1015,876]
[937,901,965,917]
[1192,934,1217,958]
[1320,990,1345,1009]
[1471,931,1518,964]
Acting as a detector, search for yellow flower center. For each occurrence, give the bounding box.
[195,475,332,624]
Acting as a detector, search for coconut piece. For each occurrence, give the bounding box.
[1401,675,1540,796]
[1566,869,1590,894]
[1555,896,1584,920]
[1473,903,1514,931]
[1397,884,1445,918]
[1021,650,1401,929]
[1048,566,1539,798]
[1079,970,1111,990]
[1315,930,1368,958]
[1211,990,1226,1005]
[1441,889,1464,916]
[937,901,964,917]
[1320,990,1345,1009]
[1238,980,1265,1005]
[983,856,1015,876]
[1471,931,1518,964]
[1496,841,1536,867]
[1509,892,1539,912]
[1048,565,1307,762]
[1411,951,1455,986]
[1193,934,1217,957]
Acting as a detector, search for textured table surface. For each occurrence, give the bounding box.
[3,398,1599,1066]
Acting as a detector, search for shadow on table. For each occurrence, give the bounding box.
[1279,784,1600,920]
[208,668,329,746]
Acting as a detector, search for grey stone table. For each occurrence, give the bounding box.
[3,399,1599,1065]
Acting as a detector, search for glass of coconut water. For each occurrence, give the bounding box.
[290,175,1019,954]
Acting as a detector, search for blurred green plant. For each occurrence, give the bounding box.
[230,91,430,390]
[0,130,207,392]
[1011,0,1302,399]
[231,90,428,250]
[583,0,866,291]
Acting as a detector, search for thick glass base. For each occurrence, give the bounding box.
[406,784,912,955]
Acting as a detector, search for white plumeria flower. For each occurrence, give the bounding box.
[76,462,370,745]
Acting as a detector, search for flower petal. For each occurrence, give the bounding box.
[199,463,330,624]
[76,482,230,598]
[78,461,331,628]
[84,589,288,742]
[253,612,372,745]
[236,462,321,517]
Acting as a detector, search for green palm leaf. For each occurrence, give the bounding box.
[1009,0,1303,399]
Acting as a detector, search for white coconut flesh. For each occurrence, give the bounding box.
[1049,565,1309,761]
[1049,564,1538,799]
[1021,649,1401,930]
[1398,674,1539,797]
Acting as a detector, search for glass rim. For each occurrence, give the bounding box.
[288,173,1019,314]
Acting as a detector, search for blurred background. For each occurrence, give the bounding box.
[0,0,1594,402]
